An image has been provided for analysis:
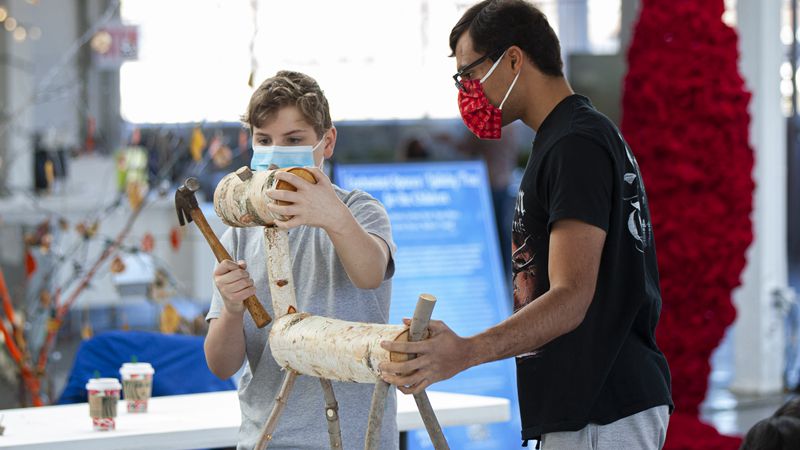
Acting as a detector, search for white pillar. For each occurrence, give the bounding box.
[557,0,588,76]
[730,0,788,395]
[1,0,34,194]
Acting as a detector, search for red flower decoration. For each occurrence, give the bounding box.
[622,1,753,448]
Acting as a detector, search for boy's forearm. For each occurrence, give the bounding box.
[325,209,389,290]
[204,308,246,379]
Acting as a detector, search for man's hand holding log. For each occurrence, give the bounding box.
[380,320,475,395]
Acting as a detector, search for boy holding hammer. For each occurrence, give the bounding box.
[204,71,398,449]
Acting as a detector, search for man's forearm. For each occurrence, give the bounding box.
[325,211,388,290]
[204,308,246,379]
[466,286,590,368]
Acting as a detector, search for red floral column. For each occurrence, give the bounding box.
[622,0,754,448]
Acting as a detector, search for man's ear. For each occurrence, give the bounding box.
[323,126,338,159]
[508,45,525,74]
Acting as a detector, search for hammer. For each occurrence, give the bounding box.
[175,177,272,328]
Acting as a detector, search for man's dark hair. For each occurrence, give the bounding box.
[740,416,800,450]
[449,0,563,77]
[775,397,800,420]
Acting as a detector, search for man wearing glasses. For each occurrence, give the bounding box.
[381,1,673,448]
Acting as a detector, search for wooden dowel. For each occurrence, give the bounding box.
[414,391,449,450]
[363,295,437,449]
[319,378,343,449]
[364,380,390,450]
[409,294,449,450]
[410,293,436,342]
[255,370,299,450]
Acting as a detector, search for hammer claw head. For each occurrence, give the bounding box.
[176,207,192,226]
[174,184,196,227]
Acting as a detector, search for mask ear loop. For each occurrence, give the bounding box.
[311,134,325,152]
[313,131,328,170]
[480,51,506,84]
[499,70,521,111]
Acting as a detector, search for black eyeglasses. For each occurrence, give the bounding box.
[452,47,507,92]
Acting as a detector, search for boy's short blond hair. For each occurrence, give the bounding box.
[242,71,332,138]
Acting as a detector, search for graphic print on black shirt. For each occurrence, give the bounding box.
[511,190,541,359]
[620,131,653,253]
[511,190,537,312]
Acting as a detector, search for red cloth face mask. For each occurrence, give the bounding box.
[457,51,520,140]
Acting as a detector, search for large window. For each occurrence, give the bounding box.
[121,0,472,123]
[120,0,621,124]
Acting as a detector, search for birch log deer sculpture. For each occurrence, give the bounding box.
[212,166,449,450]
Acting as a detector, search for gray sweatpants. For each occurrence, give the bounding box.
[541,405,670,450]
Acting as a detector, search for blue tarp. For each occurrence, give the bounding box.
[58,331,235,404]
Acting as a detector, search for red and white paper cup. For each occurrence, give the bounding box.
[85,378,121,431]
[119,362,154,413]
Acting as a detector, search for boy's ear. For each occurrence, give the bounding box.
[324,126,338,159]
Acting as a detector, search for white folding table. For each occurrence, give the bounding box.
[0,390,510,449]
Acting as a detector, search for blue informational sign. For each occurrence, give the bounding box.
[335,161,522,450]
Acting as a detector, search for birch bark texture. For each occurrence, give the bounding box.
[264,226,297,318]
[270,313,408,383]
[214,166,317,227]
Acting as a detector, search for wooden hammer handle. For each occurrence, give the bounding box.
[189,208,272,328]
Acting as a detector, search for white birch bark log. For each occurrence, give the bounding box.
[264,226,297,318]
[213,166,316,227]
[270,313,408,383]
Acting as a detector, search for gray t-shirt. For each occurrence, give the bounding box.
[206,186,399,450]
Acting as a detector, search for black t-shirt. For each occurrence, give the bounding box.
[512,95,673,440]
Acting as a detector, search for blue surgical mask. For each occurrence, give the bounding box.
[251,138,324,171]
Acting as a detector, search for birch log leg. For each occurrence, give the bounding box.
[264,226,297,318]
[255,370,299,450]
[364,380,390,450]
[319,378,343,449]
[409,294,449,450]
